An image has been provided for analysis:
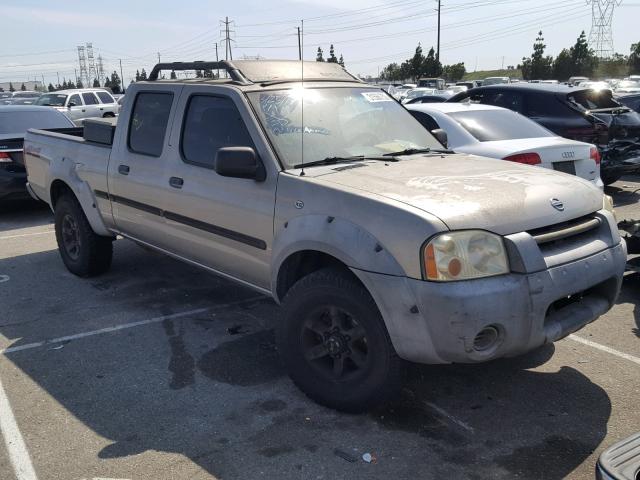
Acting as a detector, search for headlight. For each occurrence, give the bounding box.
[603,194,616,222]
[423,231,509,281]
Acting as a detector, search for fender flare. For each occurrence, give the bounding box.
[48,162,112,237]
[271,214,406,299]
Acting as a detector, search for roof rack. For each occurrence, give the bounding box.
[148,61,251,85]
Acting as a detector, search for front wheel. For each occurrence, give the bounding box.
[277,267,402,412]
[54,194,113,277]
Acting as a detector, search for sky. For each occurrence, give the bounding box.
[1,0,639,87]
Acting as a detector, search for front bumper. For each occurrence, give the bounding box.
[354,241,627,364]
[0,169,29,201]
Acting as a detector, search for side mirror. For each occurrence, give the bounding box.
[431,128,448,148]
[68,102,76,108]
[214,147,266,182]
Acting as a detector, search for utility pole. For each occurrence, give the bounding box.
[297,27,302,60]
[119,59,124,93]
[157,52,161,64]
[215,42,219,78]
[501,56,505,69]
[436,0,441,64]
[74,68,78,85]
[56,72,60,86]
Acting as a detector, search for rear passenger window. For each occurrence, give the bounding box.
[96,91,114,104]
[82,93,99,105]
[483,91,524,113]
[526,93,571,117]
[181,95,254,168]
[128,92,174,157]
[68,94,82,106]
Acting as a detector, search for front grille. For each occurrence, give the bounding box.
[527,214,601,245]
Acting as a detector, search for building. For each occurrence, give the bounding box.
[0,81,43,92]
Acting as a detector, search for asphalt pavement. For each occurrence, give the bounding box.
[0,176,638,480]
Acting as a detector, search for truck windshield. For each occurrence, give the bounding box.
[247,87,441,169]
[35,94,67,106]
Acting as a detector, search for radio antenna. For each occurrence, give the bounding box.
[300,19,305,176]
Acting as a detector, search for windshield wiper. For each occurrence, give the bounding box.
[383,147,453,156]
[292,155,396,169]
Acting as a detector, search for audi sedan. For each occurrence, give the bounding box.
[407,102,603,188]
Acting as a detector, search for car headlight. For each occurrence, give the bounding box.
[603,194,616,222]
[423,231,509,281]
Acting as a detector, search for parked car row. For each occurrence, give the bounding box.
[35,88,119,124]
[447,83,640,184]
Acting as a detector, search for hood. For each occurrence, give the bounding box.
[313,154,603,235]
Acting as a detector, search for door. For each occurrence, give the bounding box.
[81,92,101,119]
[66,93,86,122]
[160,88,278,290]
[108,89,179,248]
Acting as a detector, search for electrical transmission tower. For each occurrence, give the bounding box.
[97,54,105,85]
[77,46,88,86]
[220,17,235,61]
[586,0,622,59]
[86,43,97,85]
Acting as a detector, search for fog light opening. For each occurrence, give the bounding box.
[473,326,500,352]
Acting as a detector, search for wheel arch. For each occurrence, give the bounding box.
[49,178,112,237]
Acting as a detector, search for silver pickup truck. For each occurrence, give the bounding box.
[24,60,627,412]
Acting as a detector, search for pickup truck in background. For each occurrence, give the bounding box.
[23,60,627,412]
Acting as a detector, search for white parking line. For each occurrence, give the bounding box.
[0,375,38,480]
[568,334,640,366]
[0,297,266,355]
[0,231,54,241]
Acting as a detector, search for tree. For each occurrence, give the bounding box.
[20,83,26,91]
[9,83,14,92]
[442,62,466,82]
[328,44,338,63]
[109,71,121,94]
[203,69,214,78]
[422,46,442,77]
[571,31,598,77]
[48,83,55,92]
[92,78,100,87]
[104,77,112,89]
[598,53,628,78]
[316,47,325,62]
[409,44,424,80]
[77,79,84,89]
[135,70,141,82]
[338,54,345,67]
[140,68,147,80]
[630,42,640,74]
[170,70,177,79]
[67,81,76,89]
[520,31,553,80]
[62,79,68,89]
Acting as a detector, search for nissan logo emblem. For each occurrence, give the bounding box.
[550,198,564,211]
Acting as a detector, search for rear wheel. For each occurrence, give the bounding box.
[54,194,113,277]
[277,267,402,412]
[601,172,622,186]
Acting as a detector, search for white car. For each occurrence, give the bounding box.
[614,80,640,94]
[406,102,603,189]
[401,88,437,103]
[35,88,119,124]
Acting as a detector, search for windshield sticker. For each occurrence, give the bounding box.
[259,93,330,136]
[361,92,393,103]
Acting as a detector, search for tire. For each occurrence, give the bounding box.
[277,267,402,412]
[54,194,113,277]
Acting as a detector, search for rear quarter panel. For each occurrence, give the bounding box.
[24,129,114,235]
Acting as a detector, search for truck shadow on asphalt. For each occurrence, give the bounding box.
[618,272,640,338]
[0,243,621,479]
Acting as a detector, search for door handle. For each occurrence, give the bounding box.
[118,164,130,175]
[169,176,184,188]
[82,109,86,112]
[99,107,104,110]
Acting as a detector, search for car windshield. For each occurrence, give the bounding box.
[0,110,72,134]
[247,87,442,169]
[448,109,553,142]
[35,93,67,106]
